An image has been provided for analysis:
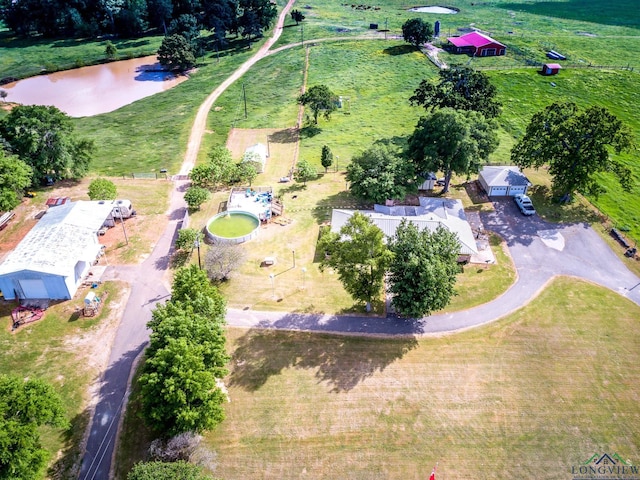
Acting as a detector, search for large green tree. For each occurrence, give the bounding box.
[0,105,94,185]
[406,108,499,193]
[298,85,338,125]
[0,150,32,211]
[139,265,228,436]
[387,221,460,318]
[158,34,196,71]
[410,66,502,119]
[346,143,416,204]
[238,0,277,43]
[401,18,433,49]
[511,102,634,201]
[0,375,68,480]
[184,186,210,210]
[189,146,236,189]
[319,212,392,312]
[139,337,227,436]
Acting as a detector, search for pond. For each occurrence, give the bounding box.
[1,56,187,117]
[408,6,459,14]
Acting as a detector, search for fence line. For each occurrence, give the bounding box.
[122,172,169,179]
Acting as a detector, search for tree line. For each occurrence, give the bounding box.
[0,0,278,43]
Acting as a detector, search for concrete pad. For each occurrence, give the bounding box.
[538,229,565,251]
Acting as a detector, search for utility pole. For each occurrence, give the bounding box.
[119,211,128,245]
[243,83,247,119]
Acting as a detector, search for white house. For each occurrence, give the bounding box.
[0,201,113,301]
[330,197,478,260]
[478,166,531,196]
[243,143,268,173]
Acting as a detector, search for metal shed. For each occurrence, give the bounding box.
[0,201,113,300]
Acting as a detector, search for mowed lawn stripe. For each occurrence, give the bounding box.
[204,277,640,479]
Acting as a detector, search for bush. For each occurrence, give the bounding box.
[184,186,210,210]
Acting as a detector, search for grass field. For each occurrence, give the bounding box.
[199,278,640,479]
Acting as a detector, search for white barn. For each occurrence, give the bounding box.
[478,166,531,196]
[330,197,478,261]
[0,201,113,301]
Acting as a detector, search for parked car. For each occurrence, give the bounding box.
[514,194,536,215]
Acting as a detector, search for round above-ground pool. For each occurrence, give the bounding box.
[206,211,260,244]
[408,6,458,13]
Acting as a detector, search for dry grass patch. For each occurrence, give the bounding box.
[202,278,640,479]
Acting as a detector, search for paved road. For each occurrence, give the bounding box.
[224,199,640,336]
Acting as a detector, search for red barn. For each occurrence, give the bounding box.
[447,32,506,57]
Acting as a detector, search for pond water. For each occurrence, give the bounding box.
[408,6,458,14]
[2,56,187,117]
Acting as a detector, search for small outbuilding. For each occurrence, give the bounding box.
[541,63,561,76]
[447,31,506,57]
[243,143,268,173]
[478,166,531,196]
[0,201,113,301]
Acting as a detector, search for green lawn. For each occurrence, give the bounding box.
[200,278,640,479]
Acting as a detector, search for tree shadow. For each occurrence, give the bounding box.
[382,44,415,56]
[267,128,299,144]
[299,125,322,138]
[228,325,418,393]
[48,408,92,479]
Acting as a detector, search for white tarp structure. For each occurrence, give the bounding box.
[0,201,113,300]
[330,197,478,256]
[243,143,268,173]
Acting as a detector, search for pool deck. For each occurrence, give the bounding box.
[227,189,273,219]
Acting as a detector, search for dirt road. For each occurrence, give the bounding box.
[179,0,298,176]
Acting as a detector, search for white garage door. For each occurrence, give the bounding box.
[19,279,48,299]
[508,186,527,196]
[490,186,508,196]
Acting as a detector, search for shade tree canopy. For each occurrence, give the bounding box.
[0,105,94,185]
[0,151,32,212]
[139,265,228,436]
[511,102,634,201]
[401,18,433,49]
[88,178,117,200]
[387,221,460,318]
[406,108,499,193]
[346,143,416,204]
[410,66,502,119]
[298,85,339,125]
[294,159,317,185]
[319,212,393,312]
[158,34,196,71]
[321,145,333,173]
[0,375,68,480]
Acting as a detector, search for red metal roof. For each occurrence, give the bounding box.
[45,197,71,207]
[447,31,505,48]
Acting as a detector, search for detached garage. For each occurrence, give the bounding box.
[479,166,531,196]
[0,201,113,301]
